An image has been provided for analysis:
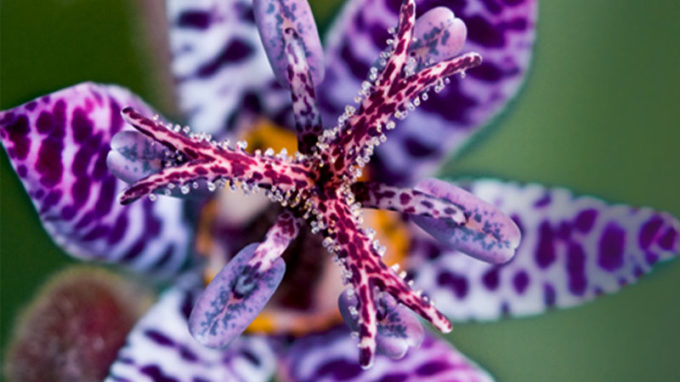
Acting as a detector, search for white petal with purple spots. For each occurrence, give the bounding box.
[167,0,291,136]
[280,326,495,382]
[407,179,679,321]
[106,281,276,382]
[0,83,191,278]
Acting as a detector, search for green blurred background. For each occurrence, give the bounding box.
[1,1,679,381]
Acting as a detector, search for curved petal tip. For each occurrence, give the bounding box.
[411,7,468,71]
[188,243,286,348]
[414,178,521,264]
[339,289,424,361]
[253,0,324,88]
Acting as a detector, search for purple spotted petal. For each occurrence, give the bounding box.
[321,0,537,184]
[0,83,191,277]
[280,326,494,382]
[167,0,290,136]
[189,243,286,348]
[411,7,467,71]
[253,0,325,88]
[339,289,424,360]
[412,178,521,264]
[106,281,276,382]
[407,179,680,321]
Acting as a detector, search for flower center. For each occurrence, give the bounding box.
[194,120,413,336]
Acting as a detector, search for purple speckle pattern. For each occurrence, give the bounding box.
[339,289,425,360]
[408,179,680,321]
[320,0,537,185]
[412,178,521,264]
[280,326,494,382]
[106,283,276,382]
[188,243,286,348]
[0,83,191,277]
[253,0,325,88]
[167,0,290,136]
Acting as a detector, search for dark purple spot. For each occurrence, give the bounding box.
[574,209,597,233]
[437,271,468,299]
[17,165,27,178]
[197,39,254,78]
[598,223,626,271]
[121,238,146,262]
[72,133,102,178]
[36,111,53,133]
[177,10,211,29]
[466,15,505,48]
[420,200,434,209]
[61,205,77,220]
[533,193,551,208]
[512,270,530,294]
[144,329,174,347]
[659,227,677,251]
[39,190,62,214]
[241,349,261,366]
[75,211,95,230]
[482,267,500,290]
[403,136,438,158]
[152,245,175,271]
[535,221,556,268]
[94,176,116,218]
[4,114,30,160]
[368,23,390,51]
[36,101,66,187]
[179,292,194,320]
[179,346,198,362]
[71,107,92,143]
[503,0,527,6]
[543,283,556,307]
[639,215,663,249]
[81,224,109,241]
[480,0,503,14]
[469,61,516,83]
[566,242,587,295]
[314,359,362,380]
[645,251,659,265]
[399,192,412,205]
[500,301,510,316]
[556,221,572,240]
[416,360,450,376]
[378,373,409,382]
[71,177,91,207]
[504,16,529,31]
[140,365,178,382]
[92,146,111,180]
[109,98,124,133]
[107,213,129,245]
[0,111,15,125]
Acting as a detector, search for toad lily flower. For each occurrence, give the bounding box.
[113,0,516,368]
[1,0,678,380]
